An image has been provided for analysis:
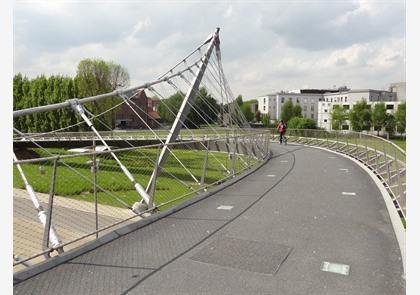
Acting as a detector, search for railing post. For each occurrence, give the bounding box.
[364,139,369,164]
[384,143,391,183]
[374,147,379,173]
[92,140,98,239]
[42,157,63,257]
[394,149,402,200]
[355,133,359,159]
[229,151,235,178]
[148,145,162,206]
[346,132,349,153]
[200,141,209,190]
[335,131,339,151]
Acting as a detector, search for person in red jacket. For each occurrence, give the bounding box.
[277,120,287,144]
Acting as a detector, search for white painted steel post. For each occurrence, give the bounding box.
[42,157,63,256]
[13,153,62,252]
[144,28,220,207]
[70,100,152,209]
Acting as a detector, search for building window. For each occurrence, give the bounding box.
[345,97,347,102]
[324,119,327,123]
[263,98,266,104]
[319,98,322,101]
[281,97,285,103]
[297,98,300,103]
[303,105,307,111]
[263,106,265,111]
[343,105,350,110]
[386,104,394,110]
[311,105,314,111]
[324,109,328,112]
[311,114,314,119]
[342,125,349,130]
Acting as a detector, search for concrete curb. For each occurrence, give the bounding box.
[287,142,406,277]
[13,152,272,284]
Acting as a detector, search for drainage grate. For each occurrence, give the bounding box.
[190,237,292,274]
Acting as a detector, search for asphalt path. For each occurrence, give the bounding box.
[14,144,405,295]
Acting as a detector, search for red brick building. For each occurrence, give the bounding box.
[115,90,161,129]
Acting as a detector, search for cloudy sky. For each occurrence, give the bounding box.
[14,0,405,100]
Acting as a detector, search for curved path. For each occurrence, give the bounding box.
[14,144,405,294]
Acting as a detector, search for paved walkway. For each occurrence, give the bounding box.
[14,144,405,294]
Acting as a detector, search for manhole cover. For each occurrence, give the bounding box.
[190,237,292,274]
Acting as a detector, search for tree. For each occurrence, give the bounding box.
[240,104,254,122]
[157,92,184,124]
[287,117,317,129]
[281,100,294,123]
[292,104,302,118]
[255,110,261,122]
[262,113,271,127]
[13,74,24,131]
[372,103,387,135]
[331,105,347,130]
[395,102,406,135]
[385,113,396,138]
[75,58,130,129]
[349,99,371,132]
[188,87,220,128]
[235,95,243,107]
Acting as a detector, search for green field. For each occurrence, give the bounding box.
[391,139,406,151]
[14,147,255,210]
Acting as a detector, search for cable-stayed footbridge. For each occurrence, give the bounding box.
[13,28,405,294]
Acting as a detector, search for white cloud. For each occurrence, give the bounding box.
[13,1,405,99]
[224,5,233,18]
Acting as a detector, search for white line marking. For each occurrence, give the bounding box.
[339,168,349,172]
[217,205,234,210]
[341,192,356,196]
[266,174,276,177]
[280,160,288,163]
[328,156,336,159]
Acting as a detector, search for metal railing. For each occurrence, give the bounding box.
[13,130,271,271]
[13,128,260,142]
[270,128,406,221]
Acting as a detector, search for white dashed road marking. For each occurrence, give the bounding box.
[217,205,234,210]
[341,192,357,196]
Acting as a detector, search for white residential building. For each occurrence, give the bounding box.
[258,92,323,123]
[318,89,398,130]
[258,86,402,131]
[389,82,406,101]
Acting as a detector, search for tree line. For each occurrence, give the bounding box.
[14,58,260,133]
[13,58,130,133]
[332,99,406,136]
[259,100,318,129]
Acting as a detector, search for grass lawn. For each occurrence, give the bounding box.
[391,139,406,151]
[14,147,255,210]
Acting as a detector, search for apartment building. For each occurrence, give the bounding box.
[317,89,398,130]
[258,86,401,131]
[258,92,323,122]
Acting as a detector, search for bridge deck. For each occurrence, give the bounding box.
[14,144,405,295]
